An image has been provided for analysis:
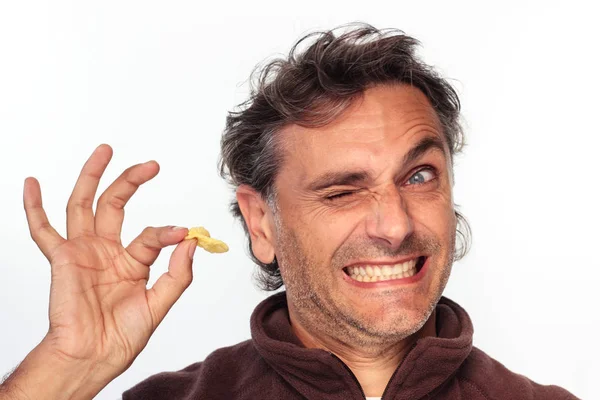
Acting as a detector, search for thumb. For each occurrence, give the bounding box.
[146,239,197,329]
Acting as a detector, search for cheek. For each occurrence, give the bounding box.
[308,222,349,262]
[291,214,355,270]
[294,199,356,242]
[407,192,455,235]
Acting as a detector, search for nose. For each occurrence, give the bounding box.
[365,185,414,249]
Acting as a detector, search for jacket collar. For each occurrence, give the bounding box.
[251,292,473,400]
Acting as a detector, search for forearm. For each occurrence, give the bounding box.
[0,340,115,400]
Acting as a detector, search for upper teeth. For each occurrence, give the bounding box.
[347,259,417,278]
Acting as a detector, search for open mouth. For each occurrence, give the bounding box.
[343,256,426,283]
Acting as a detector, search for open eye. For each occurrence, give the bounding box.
[406,168,436,185]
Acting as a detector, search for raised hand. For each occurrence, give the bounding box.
[22,144,197,380]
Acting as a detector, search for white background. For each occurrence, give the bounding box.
[1,1,598,399]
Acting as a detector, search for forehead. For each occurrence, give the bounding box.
[278,84,445,181]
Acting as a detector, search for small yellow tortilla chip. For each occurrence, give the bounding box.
[187,226,211,238]
[185,226,229,253]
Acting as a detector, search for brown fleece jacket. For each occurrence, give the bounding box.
[122,293,578,399]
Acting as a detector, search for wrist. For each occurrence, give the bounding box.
[0,339,118,400]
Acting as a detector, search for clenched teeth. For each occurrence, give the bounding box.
[345,259,418,282]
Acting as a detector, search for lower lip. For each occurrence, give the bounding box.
[342,258,429,288]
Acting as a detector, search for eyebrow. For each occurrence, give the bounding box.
[306,135,447,192]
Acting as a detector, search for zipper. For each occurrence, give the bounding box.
[330,341,418,400]
[380,342,418,400]
[329,352,367,399]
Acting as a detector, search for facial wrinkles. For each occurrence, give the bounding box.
[284,94,445,185]
[314,126,442,177]
[328,233,454,347]
[296,148,449,228]
[341,95,441,142]
[274,196,452,348]
[302,127,448,200]
[272,85,457,352]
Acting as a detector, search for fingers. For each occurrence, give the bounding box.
[146,239,197,329]
[66,144,113,238]
[126,226,189,266]
[94,161,160,242]
[23,177,66,260]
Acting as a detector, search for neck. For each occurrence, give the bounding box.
[290,310,437,397]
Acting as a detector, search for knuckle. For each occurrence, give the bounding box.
[38,220,53,233]
[141,226,156,236]
[181,266,194,285]
[137,226,160,249]
[119,168,142,189]
[66,197,93,213]
[30,221,51,241]
[123,164,136,175]
[102,193,128,210]
[143,225,160,237]
[96,193,107,208]
[85,168,104,182]
[124,173,140,186]
[179,273,193,290]
[139,235,154,249]
[169,269,193,291]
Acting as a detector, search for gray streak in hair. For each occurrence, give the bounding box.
[218,22,472,291]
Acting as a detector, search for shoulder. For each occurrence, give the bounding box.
[122,340,274,400]
[457,346,579,400]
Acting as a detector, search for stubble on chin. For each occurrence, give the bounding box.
[274,211,456,352]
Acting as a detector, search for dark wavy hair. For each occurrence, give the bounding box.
[218,23,471,291]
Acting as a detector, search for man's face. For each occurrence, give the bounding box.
[272,84,456,346]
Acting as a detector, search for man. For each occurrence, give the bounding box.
[0,24,577,399]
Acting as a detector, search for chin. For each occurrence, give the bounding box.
[346,297,435,340]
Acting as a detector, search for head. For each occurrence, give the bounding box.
[218,24,471,348]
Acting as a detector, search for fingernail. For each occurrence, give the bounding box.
[171,226,188,231]
[188,241,197,258]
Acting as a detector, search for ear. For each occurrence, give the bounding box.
[236,184,276,264]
